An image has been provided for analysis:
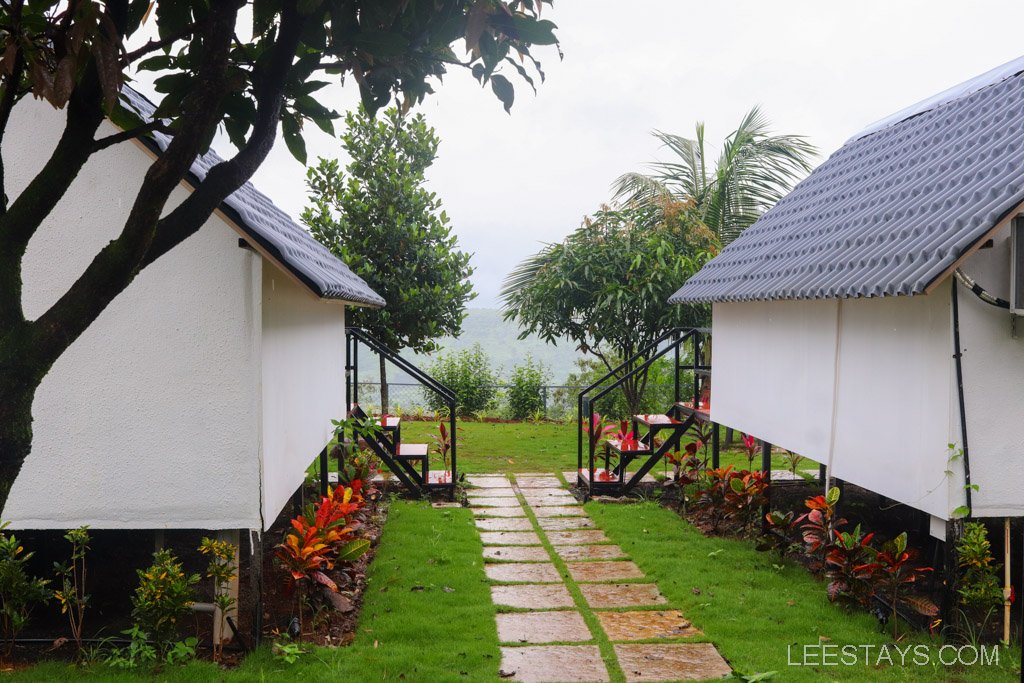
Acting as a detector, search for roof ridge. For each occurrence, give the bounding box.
[847,55,1024,143]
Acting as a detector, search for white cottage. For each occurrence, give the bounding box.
[671,57,1024,535]
[4,87,384,533]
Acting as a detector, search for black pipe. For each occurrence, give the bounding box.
[951,282,973,517]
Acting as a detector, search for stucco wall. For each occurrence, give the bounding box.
[711,286,956,520]
[260,269,346,529]
[956,229,1024,517]
[5,100,264,529]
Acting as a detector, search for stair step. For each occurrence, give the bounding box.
[675,402,710,421]
[605,438,650,455]
[634,414,687,428]
[394,443,429,460]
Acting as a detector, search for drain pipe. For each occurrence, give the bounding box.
[950,281,973,517]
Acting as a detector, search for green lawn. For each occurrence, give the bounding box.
[589,501,1020,682]
[397,419,815,476]
[12,501,498,682]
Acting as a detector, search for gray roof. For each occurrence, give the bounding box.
[670,59,1024,304]
[121,87,385,307]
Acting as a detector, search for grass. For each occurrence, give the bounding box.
[11,501,499,682]
[588,501,1021,682]
[396,419,816,476]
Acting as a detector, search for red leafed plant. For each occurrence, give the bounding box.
[582,412,615,452]
[740,433,758,470]
[795,486,846,571]
[723,470,769,531]
[824,525,877,606]
[693,466,740,532]
[275,484,371,637]
[871,532,938,637]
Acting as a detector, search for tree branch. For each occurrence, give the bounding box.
[140,4,307,268]
[122,21,201,65]
[91,120,171,152]
[30,1,243,368]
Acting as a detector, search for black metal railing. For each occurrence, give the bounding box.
[345,328,457,492]
[576,327,711,493]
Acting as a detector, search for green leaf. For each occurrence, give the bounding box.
[825,486,840,506]
[350,32,411,57]
[282,114,307,165]
[335,538,370,562]
[952,505,971,519]
[490,74,514,113]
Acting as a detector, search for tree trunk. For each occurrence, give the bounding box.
[0,381,36,516]
[379,354,389,414]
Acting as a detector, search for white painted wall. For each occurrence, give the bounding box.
[260,268,346,529]
[6,101,264,529]
[956,229,1024,517]
[712,286,957,520]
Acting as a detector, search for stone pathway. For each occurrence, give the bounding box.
[468,473,731,683]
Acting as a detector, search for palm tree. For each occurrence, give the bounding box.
[613,106,816,244]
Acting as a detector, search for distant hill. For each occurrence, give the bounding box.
[359,308,583,385]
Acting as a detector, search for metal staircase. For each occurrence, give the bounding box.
[344,328,457,497]
[576,328,715,497]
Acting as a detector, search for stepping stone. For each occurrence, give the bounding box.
[468,476,513,488]
[567,560,644,582]
[538,517,595,531]
[471,497,523,508]
[580,583,666,608]
[514,472,553,477]
[480,531,542,546]
[468,488,518,498]
[486,562,562,583]
[533,506,587,518]
[484,546,551,562]
[524,489,577,499]
[500,645,609,682]
[431,501,462,509]
[524,497,580,508]
[547,530,610,545]
[596,610,701,641]
[515,477,563,488]
[497,611,592,644]
[614,643,731,681]
[475,507,528,518]
[476,518,535,532]
[554,545,627,561]
[491,584,574,609]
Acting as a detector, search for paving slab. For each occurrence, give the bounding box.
[486,562,563,583]
[500,645,610,682]
[491,584,574,609]
[468,476,514,488]
[567,560,645,582]
[515,477,563,488]
[431,501,462,509]
[484,546,551,562]
[554,545,628,561]
[525,498,582,508]
[538,517,596,531]
[580,583,667,608]
[470,497,523,508]
[533,506,588,518]
[476,517,535,532]
[468,488,519,497]
[480,531,543,546]
[596,610,700,641]
[497,611,592,644]
[524,489,578,499]
[546,530,610,545]
[614,643,731,681]
[474,507,528,518]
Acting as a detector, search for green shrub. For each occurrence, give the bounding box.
[957,522,1003,610]
[558,356,682,420]
[0,524,49,654]
[506,356,550,419]
[131,549,199,652]
[423,344,499,416]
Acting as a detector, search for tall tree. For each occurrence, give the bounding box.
[303,107,475,411]
[501,197,717,415]
[0,0,559,513]
[613,106,816,244]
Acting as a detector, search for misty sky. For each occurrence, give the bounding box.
[150,1,1024,308]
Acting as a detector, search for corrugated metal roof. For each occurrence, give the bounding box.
[670,63,1024,304]
[121,87,385,307]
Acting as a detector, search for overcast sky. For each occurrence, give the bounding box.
[193,1,1024,307]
